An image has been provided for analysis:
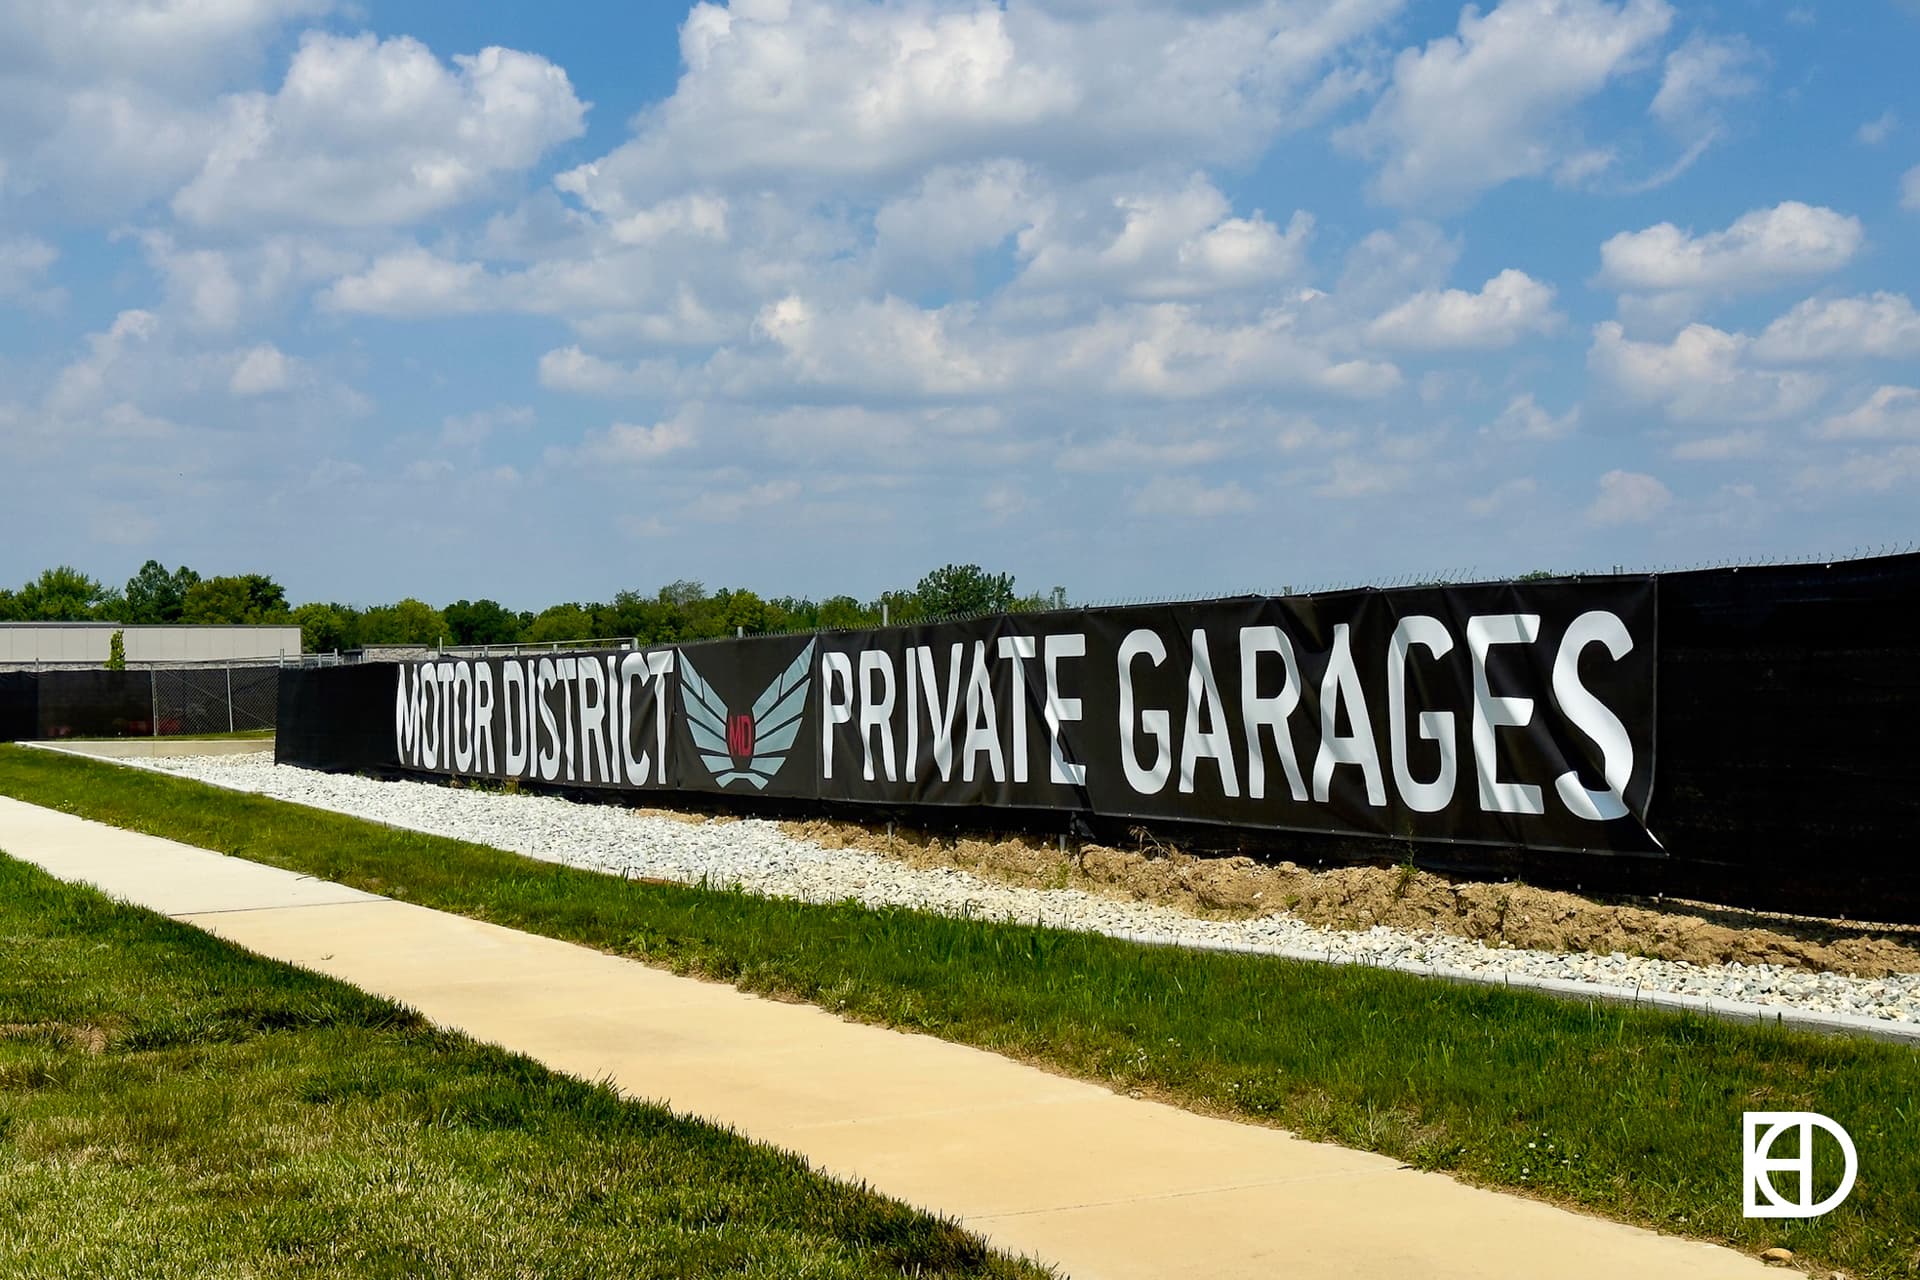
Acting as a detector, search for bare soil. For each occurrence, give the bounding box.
[780,818,1920,978]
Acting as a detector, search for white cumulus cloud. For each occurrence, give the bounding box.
[1056,432,1232,473]
[0,0,333,214]
[1586,469,1671,524]
[874,160,1039,264]
[138,232,360,331]
[1467,475,1538,517]
[536,346,682,397]
[1597,201,1863,293]
[1130,474,1255,519]
[1670,429,1765,461]
[555,0,1399,213]
[441,405,534,447]
[1482,393,1579,441]
[1856,111,1896,145]
[1015,175,1313,300]
[0,234,58,299]
[1754,292,1920,362]
[752,294,1000,398]
[716,292,1404,405]
[173,32,587,229]
[554,417,698,466]
[1817,386,1920,440]
[1037,304,1402,401]
[1367,269,1560,349]
[228,343,292,395]
[2,1,334,88]
[1340,0,1673,208]
[1650,33,1762,138]
[45,309,161,417]
[319,250,489,316]
[605,194,731,247]
[1794,447,1920,495]
[1588,320,1825,422]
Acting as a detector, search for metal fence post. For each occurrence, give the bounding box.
[150,669,158,738]
[226,665,235,735]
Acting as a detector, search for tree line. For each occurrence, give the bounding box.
[0,562,1068,655]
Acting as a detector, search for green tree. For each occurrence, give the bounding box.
[15,566,113,621]
[815,595,873,630]
[0,588,17,621]
[678,593,734,639]
[357,599,446,647]
[869,589,924,626]
[527,603,596,644]
[713,588,777,636]
[444,599,526,646]
[1008,584,1066,613]
[595,590,675,644]
[105,630,126,670]
[659,579,706,607]
[124,560,200,623]
[640,579,726,639]
[292,602,360,654]
[181,574,289,625]
[767,595,822,630]
[913,563,1016,619]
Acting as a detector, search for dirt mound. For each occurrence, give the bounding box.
[780,818,1920,978]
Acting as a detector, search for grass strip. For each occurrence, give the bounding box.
[3,745,1917,1277]
[0,852,1045,1279]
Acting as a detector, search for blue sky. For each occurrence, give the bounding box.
[1,0,1915,609]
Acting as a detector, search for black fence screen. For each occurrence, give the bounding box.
[0,665,283,741]
[0,673,36,743]
[1642,554,1920,914]
[275,662,396,772]
[271,553,1920,921]
[26,671,154,738]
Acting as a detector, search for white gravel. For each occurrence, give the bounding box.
[117,750,1920,1029]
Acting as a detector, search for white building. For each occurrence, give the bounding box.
[0,623,304,669]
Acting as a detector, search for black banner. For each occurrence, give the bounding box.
[358,579,1658,855]
[389,649,676,789]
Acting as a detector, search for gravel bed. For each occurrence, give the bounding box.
[122,751,1920,1026]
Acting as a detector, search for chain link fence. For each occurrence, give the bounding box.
[148,665,281,736]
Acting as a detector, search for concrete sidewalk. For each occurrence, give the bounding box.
[0,794,1776,1280]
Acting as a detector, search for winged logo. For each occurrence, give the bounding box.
[677,639,816,789]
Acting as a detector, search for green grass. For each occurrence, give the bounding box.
[0,854,1046,1280]
[3,745,1917,1277]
